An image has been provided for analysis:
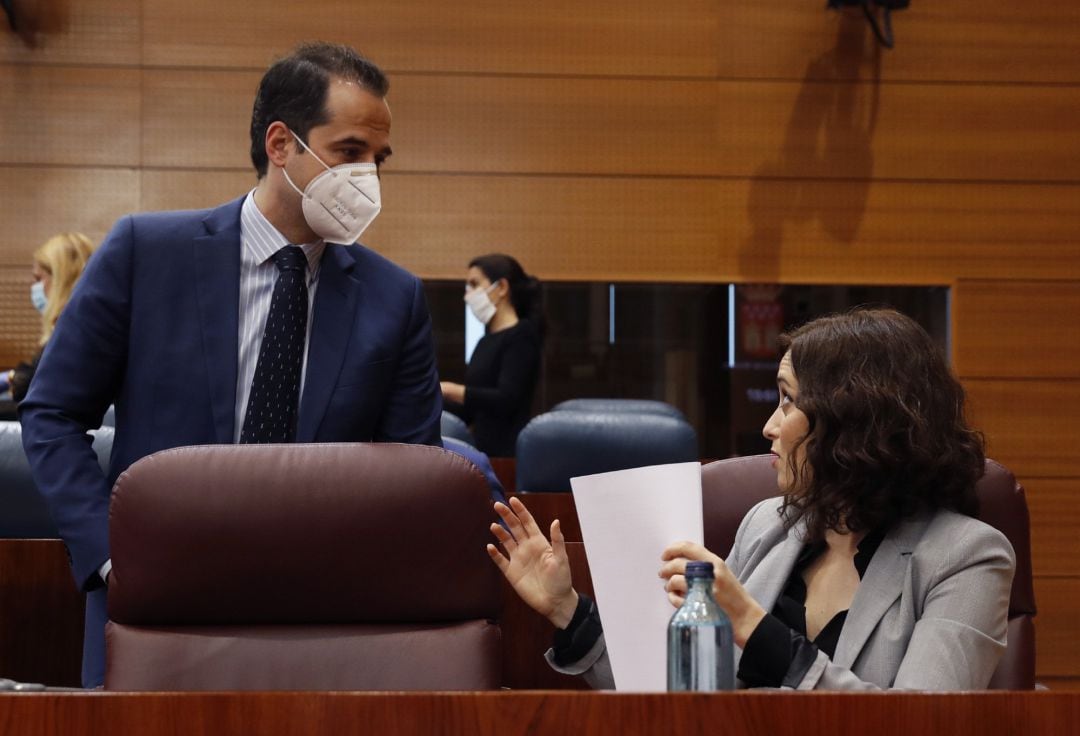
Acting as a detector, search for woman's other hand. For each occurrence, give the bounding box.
[487,497,579,628]
[440,381,465,404]
[660,541,766,647]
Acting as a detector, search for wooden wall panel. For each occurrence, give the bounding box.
[0,0,140,66]
[141,0,720,77]
[954,281,1080,379]
[138,70,1080,182]
[0,65,141,167]
[138,0,1080,85]
[1033,578,1080,677]
[0,266,43,369]
[1026,479,1080,577]
[717,1,1080,84]
[0,167,140,265]
[369,175,1080,284]
[966,380,1080,479]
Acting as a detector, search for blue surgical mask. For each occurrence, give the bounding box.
[30,281,47,314]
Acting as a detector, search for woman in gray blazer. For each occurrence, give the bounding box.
[488,308,1015,690]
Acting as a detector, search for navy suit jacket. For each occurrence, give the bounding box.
[20,196,442,686]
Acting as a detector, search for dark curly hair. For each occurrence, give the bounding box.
[777,308,984,540]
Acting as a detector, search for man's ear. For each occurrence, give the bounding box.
[265,121,295,169]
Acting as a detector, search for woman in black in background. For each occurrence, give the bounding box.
[441,254,542,457]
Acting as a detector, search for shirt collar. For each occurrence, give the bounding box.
[240,190,325,275]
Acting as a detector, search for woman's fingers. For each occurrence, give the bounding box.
[667,591,686,608]
[658,557,686,581]
[493,501,528,540]
[550,519,565,559]
[489,521,517,553]
[665,574,687,596]
[508,496,543,538]
[661,540,712,562]
[486,543,510,574]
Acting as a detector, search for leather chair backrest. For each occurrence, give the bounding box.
[105,443,501,691]
[441,410,475,446]
[515,410,698,492]
[700,454,1035,690]
[551,398,687,422]
[0,421,113,538]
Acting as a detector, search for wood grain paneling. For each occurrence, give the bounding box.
[0,266,43,369]
[1025,479,1080,577]
[0,541,83,688]
[966,380,1080,479]
[0,0,140,67]
[1033,577,1080,677]
[134,170,1080,285]
[0,66,140,167]
[954,281,1080,380]
[139,0,1080,85]
[717,0,1080,84]
[139,169,256,213]
[370,174,1080,284]
[138,70,1080,182]
[142,0,720,77]
[0,167,139,265]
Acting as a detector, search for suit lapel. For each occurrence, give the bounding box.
[296,246,359,441]
[742,531,805,615]
[833,516,926,668]
[193,198,243,444]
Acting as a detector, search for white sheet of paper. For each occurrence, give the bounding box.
[570,462,703,691]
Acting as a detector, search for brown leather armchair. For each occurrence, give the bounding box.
[104,443,501,691]
[700,455,1036,690]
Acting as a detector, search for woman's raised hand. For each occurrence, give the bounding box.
[487,497,579,628]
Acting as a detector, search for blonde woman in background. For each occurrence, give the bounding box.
[4,233,95,402]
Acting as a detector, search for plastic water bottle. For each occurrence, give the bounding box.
[667,560,735,691]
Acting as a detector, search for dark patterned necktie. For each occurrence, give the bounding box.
[240,245,308,444]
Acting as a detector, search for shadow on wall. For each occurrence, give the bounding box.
[3,0,71,47]
[741,10,881,280]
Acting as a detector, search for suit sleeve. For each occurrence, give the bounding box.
[373,275,442,446]
[790,522,1014,691]
[19,215,134,591]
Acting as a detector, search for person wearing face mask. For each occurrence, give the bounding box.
[19,43,442,688]
[441,254,543,457]
[489,309,1014,691]
[0,233,94,403]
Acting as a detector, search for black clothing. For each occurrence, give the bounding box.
[734,527,886,687]
[447,320,540,457]
[10,347,42,403]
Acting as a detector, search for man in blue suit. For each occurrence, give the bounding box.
[19,43,442,687]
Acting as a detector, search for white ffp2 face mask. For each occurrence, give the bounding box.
[464,282,498,324]
[281,131,382,244]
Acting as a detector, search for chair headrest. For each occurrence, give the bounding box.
[108,443,499,625]
[516,411,698,492]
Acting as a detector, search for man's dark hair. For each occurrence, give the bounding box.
[249,42,390,178]
[777,308,984,541]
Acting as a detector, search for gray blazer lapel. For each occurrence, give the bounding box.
[833,516,928,668]
[742,531,805,615]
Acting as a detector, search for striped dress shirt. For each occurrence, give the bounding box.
[235,191,325,442]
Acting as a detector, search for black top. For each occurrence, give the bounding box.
[552,528,886,687]
[10,347,42,403]
[446,320,541,457]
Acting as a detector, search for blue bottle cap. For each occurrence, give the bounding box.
[685,561,714,579]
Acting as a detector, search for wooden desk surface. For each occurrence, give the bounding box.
[0,691,1076,736]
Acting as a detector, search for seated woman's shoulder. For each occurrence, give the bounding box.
[917,508,1016,567]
